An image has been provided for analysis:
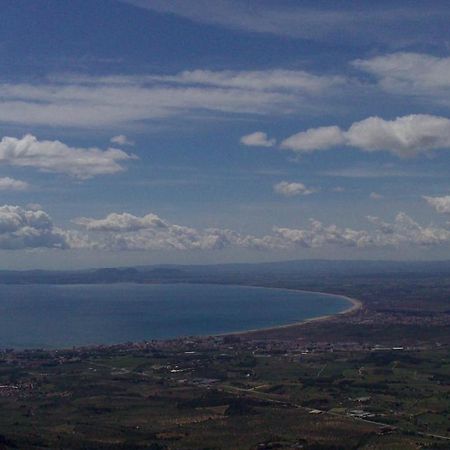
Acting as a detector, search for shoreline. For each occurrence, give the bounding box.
[214,287,363,338]
[2,284,363,351]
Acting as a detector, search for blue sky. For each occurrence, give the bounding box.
[1,0,450,269]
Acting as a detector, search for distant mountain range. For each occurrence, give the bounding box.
[1,259,450,284]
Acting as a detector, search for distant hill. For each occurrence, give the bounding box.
[136,259,450,276]
[1,259,449,284]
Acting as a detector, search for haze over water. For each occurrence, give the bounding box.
[0,283,351,349]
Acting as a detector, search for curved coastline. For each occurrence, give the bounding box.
[212,286,363,337]
[0,283,363,350]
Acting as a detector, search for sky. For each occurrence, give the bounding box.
[1,0,450,269]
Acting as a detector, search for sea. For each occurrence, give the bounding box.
[0,283,351,349]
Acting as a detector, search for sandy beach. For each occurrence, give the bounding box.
[219,288,363,337]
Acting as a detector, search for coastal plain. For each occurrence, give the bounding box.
[0,264,449,449]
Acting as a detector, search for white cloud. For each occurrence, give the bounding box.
[0,205,69,250]
[3,206,449,253]
[280,126,345,152]
[73,212,169,232]
[153,69,344,93]
[274,220,374,248]
[0,134,136,179]
[274,181,316,197]
[71,209,450,253]
[0,177,29,191]
[346,115,450,157]
[423,195,450,214]
[353,53,450,104]
[368,212,450,246]
[280,114,450,157]
[240,132,276,147]
[320,166,426,179]
[121,1,449,44]
[370,192,383,200]
[0,69,343,128]
[110,135,135,146]
[73,211,279,251]
[276,213,450,249]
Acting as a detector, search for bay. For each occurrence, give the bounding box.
[0,283,351,349]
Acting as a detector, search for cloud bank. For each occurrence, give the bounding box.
[74,211,279,251]
[3,206,450,252]
[73,210,450,252]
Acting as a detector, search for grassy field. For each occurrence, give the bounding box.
[0,344,449,449]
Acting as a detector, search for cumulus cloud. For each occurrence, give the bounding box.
[71,210,450,253]
[274,181,316,197]
[274,221,374,248]
[423,195,450,214]
[73,212,169,232]
[110,135,135,146]
[280,114,450,157]
[353,53,450,103]
[3,206,450,253]
[95,211,450,251]
[276,213,450,249]
[346,115,450,157]
[0,134,136,179]
[368,212,450,246]
[0,69,343,128]
[280,126,345,152]
[240,132,276,147]
[0,205,69,250]
[73,211,281,251]
[0,177,29,191]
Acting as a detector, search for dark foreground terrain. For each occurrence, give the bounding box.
[0,266,449,449]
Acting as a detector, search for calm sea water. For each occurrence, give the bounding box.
[0,283,351,349]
